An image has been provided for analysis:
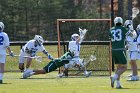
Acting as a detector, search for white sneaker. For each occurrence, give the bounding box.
[127,76,139,81]
[127,74,132,77]
[85,71,92,77]
[57,73,64,78]
[116,85,123,89]
[22,70,33,79]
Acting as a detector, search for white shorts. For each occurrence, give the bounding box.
[19,50,30,63]
[0,54,6,63]
[127,51,137,60]
[137,52,140,60]
[64,57,84,69]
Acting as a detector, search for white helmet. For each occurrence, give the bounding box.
[124,20,133,27]
[71,33,79,41]
[136,24,140,34]
[114,17,123,26]
[34,35,44,45]
[0,22,4,31]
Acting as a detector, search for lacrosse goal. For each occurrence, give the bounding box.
[57,19,112,76]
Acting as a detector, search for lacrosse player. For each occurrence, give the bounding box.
[0,22,14,84]
[58,28,92,78]
[19,35,53,72]
[124,20,139,81]
[109,17,128,89]
[22,50,74,79]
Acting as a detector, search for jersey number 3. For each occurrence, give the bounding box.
[111,29,122,41]
[0,36,4,45]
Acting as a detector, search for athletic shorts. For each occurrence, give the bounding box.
[43,60,57,73]
[0,54,6,63]
[127,51,138,60]
[19,50,30,63]
[112,50,127,64]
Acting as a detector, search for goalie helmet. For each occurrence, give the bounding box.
[124,20,133,27]
[136,24,140,34]
[114,17,123,26]
[71,33,79,41]
[34,35,44,45]
[0,22,4,31]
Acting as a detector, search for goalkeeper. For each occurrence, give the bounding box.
[58,28,92,78]
[19,35,53,72]
[22,50,74,79]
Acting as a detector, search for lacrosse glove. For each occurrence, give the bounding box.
[48,54,54,60]
[9,51,15,57]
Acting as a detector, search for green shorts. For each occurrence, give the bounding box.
[112,50,127,64]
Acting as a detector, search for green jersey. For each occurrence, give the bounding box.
[43,51,74,73]
[110,26,128,50]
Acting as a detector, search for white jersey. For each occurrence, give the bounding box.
[22,40,45,54]
[0,32,10,54]
[126,35,137,51]
[68,41,80,57]
[19,40,45,63]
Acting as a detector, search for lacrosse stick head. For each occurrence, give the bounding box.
[132,7,139,20]
[79,28,88,37]
[90,55,96,61]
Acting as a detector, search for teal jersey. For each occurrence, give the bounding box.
[43,52,74,73]
[109,26,128,50]
[55,52,74,67]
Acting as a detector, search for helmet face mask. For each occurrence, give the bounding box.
[114,17,123,26]
[0,22,4,31]
[71,33,79,41]
[34,35,44,45]
[124,20,133,28]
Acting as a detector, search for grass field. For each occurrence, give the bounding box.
[0,71,140,93]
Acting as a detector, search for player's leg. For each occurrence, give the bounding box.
[25,58,32,70]
[110,51,127,88]
[19,51,26,72]
[0,54,6,84]
[128,52,139,81]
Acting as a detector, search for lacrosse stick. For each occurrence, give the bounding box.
[6,54,47,62]
[71,55,96,76]
[132,7,139,20]
[83,55,96,66]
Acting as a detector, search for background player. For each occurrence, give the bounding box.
[110,17,128,89]
[0,22,14,84]
[124,20,139,81]
[19,35,53,72]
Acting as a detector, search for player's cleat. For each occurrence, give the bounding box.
[0,80,3,84]
[85,71,92,77]
[57,73,64,78]
[110,76,115,88]
[127,74,132,77]
[116,85,123,89]
[127,75,139,81]
[22,70,33,79]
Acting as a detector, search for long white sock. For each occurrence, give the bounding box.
[0,73,3,80]
[116,80,121,87]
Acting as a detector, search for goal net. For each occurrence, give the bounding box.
[57,19,112,76]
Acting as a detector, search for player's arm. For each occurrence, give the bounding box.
[42,50,53,60]
[4,34,14,57]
